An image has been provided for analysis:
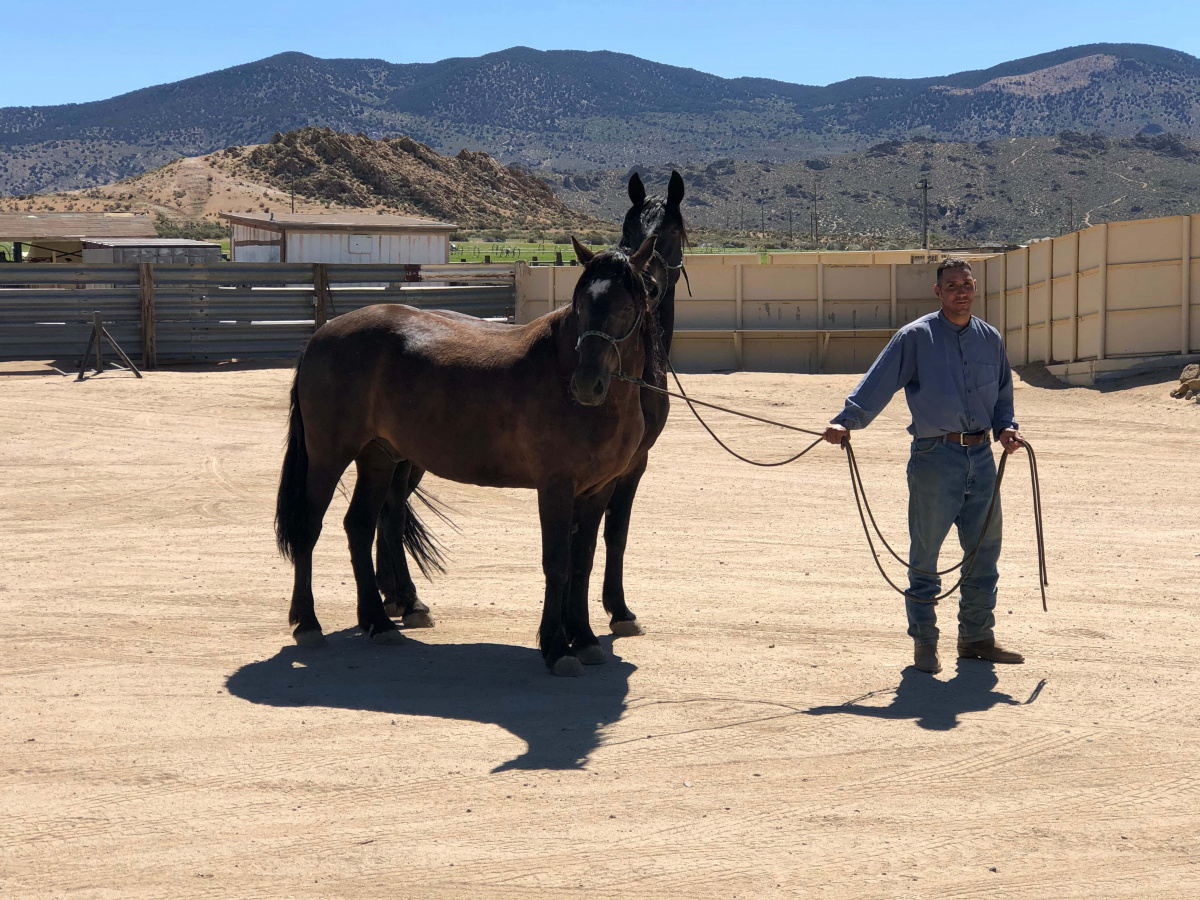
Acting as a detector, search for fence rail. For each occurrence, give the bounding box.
[0,262,517,364]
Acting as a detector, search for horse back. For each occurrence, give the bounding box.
[297,304,645,492]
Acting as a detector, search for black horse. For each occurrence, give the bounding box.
[374,172,688,641]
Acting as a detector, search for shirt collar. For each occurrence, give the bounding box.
[937,309,972,334]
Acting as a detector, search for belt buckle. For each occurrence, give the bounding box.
[956,432,967,445]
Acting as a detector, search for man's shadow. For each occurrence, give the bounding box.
[805,661,1044,731]
[225,631,635,771]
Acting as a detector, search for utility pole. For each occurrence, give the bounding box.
[788,209,793,243]
[914,178,930,249]
[1067,196,1074,234]
[290,176,296,214]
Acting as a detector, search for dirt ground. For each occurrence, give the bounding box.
[2,360,1198,899]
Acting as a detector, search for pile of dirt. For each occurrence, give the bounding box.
[226,127,597,230]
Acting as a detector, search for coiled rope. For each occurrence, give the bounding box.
[613,356,1048,610]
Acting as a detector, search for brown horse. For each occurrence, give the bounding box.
[375,172,689,639]
[275,236,661,675]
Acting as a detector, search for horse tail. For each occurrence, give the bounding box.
[402,486,453,579]
[275,361,309,561]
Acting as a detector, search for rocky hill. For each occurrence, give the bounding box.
[558,132,1200,245]
[2,43,1199,194]
[0,128,599,232]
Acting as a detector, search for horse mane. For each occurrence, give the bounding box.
[573,248,664,383]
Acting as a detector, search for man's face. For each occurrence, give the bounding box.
[935,266,976,319]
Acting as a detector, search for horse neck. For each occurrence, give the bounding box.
[655,283,677,357]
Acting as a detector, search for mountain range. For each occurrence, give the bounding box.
[558,132,1200,245]
[2,42,1199,195]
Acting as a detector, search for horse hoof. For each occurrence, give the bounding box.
[370,628,405,646]
[293,629,326,648]
[551,656,584,677]
[575,644,606,665]
[610,619,645,637]
[401,611,435,629]
[382,601,400,616]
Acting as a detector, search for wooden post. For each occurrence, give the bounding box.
[1182,215,1192,356]
[1046,238,1054,363]
[1071,232,1080,363]
[313,264,330,330]
[139,262,156,369]
[816,260,825,328]
[1098,223,1109,361]
[93,311,104,375]
[889,263,897,328]
[1000,250,1008,356]
[734,264,744,370]
[1021,246,1030,365]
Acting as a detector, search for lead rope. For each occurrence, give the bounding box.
[613,355,1048,611]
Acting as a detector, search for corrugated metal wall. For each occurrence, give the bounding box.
[231,224,283,263]
[0,263,515,364]
[285,231,449,265]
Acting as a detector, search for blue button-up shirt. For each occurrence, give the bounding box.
[831,311,1018,439]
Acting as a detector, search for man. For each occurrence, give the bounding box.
[823,258,1025,675]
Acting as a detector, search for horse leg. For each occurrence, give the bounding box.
[601,457,648,637]
[537,480,582,677]
[345,443,404,644]
[288,458,345,648]
[377,464,434,627]
[565,487,614,665]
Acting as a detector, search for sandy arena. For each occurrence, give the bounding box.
[2,360,1198,898]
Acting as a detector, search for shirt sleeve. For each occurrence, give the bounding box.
[991,344,1018,438]
[831,330,916,430]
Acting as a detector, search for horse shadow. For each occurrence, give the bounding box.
[804,661,1044,731]
[225,631,635,771]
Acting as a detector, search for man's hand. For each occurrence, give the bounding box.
[823,424,849,446]
[998,427,1024,454]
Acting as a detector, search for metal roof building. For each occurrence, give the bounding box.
[220,212,457,264]
[0,212,157,263]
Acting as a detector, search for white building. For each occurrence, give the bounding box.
[221,212,457,264]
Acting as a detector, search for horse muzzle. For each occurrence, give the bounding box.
[570,366,612,406]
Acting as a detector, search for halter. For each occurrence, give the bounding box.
[575,308,645,380]
[642,249,690,301]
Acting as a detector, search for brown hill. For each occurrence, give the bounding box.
[558,132,1200,246]
[0,128,600,233]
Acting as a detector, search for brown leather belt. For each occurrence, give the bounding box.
[942,430,990,446]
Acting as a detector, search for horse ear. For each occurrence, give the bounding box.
[628,172,646,206]
[571,236,595,265]
[629,235,657,273]
[667,170,685,205]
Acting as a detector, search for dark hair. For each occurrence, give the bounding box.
[936,257,973,282]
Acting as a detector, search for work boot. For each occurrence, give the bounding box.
[957,637,1024,664]
[913,642,941,674]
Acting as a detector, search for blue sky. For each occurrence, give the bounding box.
[5,1,1198,107]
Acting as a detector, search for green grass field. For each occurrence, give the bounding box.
[449,241,590,264]
[447,240,770,265]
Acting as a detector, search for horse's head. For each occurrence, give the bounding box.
[620,170,687,306]
[568,235,657,407]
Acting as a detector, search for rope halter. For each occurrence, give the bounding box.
[575,308,644,380]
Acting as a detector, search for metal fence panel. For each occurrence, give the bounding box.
[0,322,142,363]
[0,263,516,363]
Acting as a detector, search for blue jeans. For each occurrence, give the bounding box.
[905,437,1002,646]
